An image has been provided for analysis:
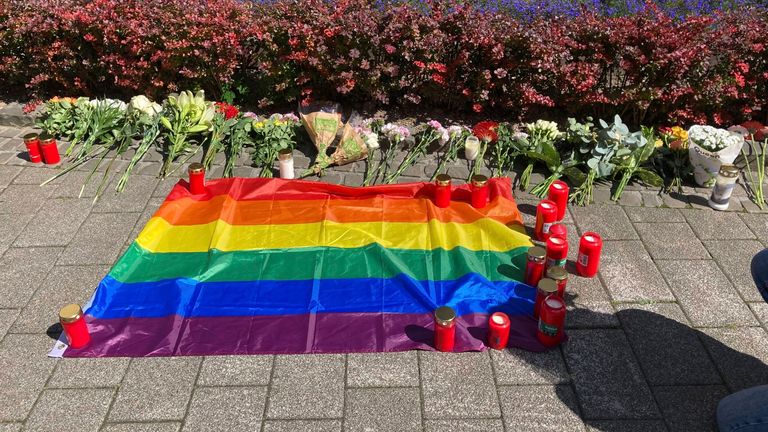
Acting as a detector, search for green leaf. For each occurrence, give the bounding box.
[635,168,664,187]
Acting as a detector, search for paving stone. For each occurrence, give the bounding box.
[634,223,710,260]
[109,357,201,421]
[420,351,500,419]
[0,184,52,214]
[0,166,22,188]
[618,191,643,207]
[182,387,266,432]
[11,265,108,333]
[681,209,755,240]
[491,347,570,385]
[48,358,131,388]
[0,335,57,421]
[561,268,619,328]
[700,327,768,392]
[657,260,756,327]
[653,385,728,432]
[102,423,181,432]
[662,193,689,208]
[704,240,766,302]
[498,385,584,432]
[93,174,157,213]
[11,167,65,185]
[641,191,664,207]
[197,355,273,386]
[12,198,92,247]
[738,213,768,243]
[585,421,667,432]
[262,420,341,432]
[563,329,659,419]
[49,170,111,199]
[600,241,674,302]
[57,212,139,265]
[346,352,419,387]
[625,206,684,223]
[267,354,344,419]
[615,303,721,385]
[424,419,505,432]
[24,388,114,432]
[0,247,62,308]
[750,302,768,328]
[0,309,19,339]
[0,424,21,432]
[570,205,638,240]
[344,388,421,432]
[740,199,768,213]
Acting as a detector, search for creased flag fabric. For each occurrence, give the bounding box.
[56,177,545,357]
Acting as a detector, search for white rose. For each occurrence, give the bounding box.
[365,132,380,149]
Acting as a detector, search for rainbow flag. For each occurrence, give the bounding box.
[52,177,543,357]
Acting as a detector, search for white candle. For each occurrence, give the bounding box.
[278,149,294,179]
[465,135,480,161]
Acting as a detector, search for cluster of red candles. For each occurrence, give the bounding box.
[23,133,60,164]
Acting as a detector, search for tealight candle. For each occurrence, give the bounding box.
[59,304,91,349]
[534,278,558,319]
[537,295,566,347]
[188,163,206,195]
[434,306,457,352]
[464,135,480,161]
[39,133,60,165]
[525,246,546,287]
[470,175,489,208]
[549,223,567,241]
[576,232,602,278]
[278,148,295,179]
[548,180,569,221]
[708,164,739,211]
[534,200,558,241]
[546,266,568,298]
[23,133,43,163]
[545,235,568,270]
[487,312,510,350]
[434,174,452,208]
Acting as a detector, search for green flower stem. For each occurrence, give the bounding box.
[530,172,562,198]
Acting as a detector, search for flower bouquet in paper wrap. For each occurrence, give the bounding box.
[300,102,367,176]
[687,125,744,187]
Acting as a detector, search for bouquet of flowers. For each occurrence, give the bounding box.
[158,90,215,177]
[652,126,691,193]
[116,96,164,193]
[361,119,383,186]
[517,120,562,190]
[687,125,744,187]
[468,121,498,180]
[250,113,301,177]
[430,124,466,181]
[202,102,241,170]
[34,97,82,139]
[300,102,368,176]
[385,120,445,184]
[376,123,411,183]
[610,126,662,201]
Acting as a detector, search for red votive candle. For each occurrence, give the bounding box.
[59,304,91,349]
[435,174,452,208]
[576,232,603,278]
[547,266,568,298]
[534,278,558,319]
[549,223,567,241]
[546,236,568,271]
[470,175,489,209]
[487,312,510,350]
[525,246,546,287]
[23,133,43,163]
[534,200,558,241]
[434,306,456,352]
[537,295,566,347]
[548,180,569,222]
[188,163,206,195]
[39,133,61,164]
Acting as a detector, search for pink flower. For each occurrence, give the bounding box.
[384,44,396,54]
[472,103,483,113]
[413,61,426,69]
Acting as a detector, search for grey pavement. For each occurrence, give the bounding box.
[0,125,767,431]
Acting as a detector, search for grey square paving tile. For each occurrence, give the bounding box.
[739,213,768,241]
[344,388,422,432]
[152,179,178,198]
[0,215,30,252]
[571,204,638,240]
[182,387,266,432]
[0,424,21,432]
[653,385,728,432]
[563,270,620,328]
[700,327,768,392]
[11,167,65,185]
[424,419,505,432]
[705,240,766,302]
[346,352,419,387]
[12,198,93,247]
[0,335,57,421]
[267,354,344,419]
[11,265,108,333]
[0,309,19,339]
[420,351,500,419]
[197,355,273,386]
[585,420,668,432]
[563,329,659,419]
[634,223,710,260]
[625,207,684,223]
[615,303,721,385]
[102,423,181,432]
[498,385,584,432]
[657,260,756,327]
[262,420,341,432]
[491,347,570,384]
[0,166,22,188]
[48,358,131,388]
[93,175,158,213]
[0,247,62,307]
[600,241,674,302]
[57,212,140,265]
[50,170,111,199]
[0,184,53,214]
[681,209,755,240]
[750,302,768,328]
[23,388,114,432]
[109,357,201,421]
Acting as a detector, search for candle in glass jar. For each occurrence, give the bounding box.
[534,200,558,241]
[188,163,206,195]
[708,164,739,211]
[434,306,456,352]
[537,295,566,347]
[278,148,295,179]
[434,174,452,208]
[545,235,568,270]
[534,278,558,319]
[576,232,602,277]
[464,135,480,161]
[525,246,546,287]
[546,266,568,298]
[59,304,91,349]
[470,175,489,208]
[487,312,510,350]
[39,133,61,165]
[549,223,567,241]
[23,133,43,163]
[548,180,569,221]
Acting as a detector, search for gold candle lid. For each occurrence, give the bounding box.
[435,174,451,186]
[278,148,293,161]
[39,133,55,144]
[59,304,83,323]
[718,164,739,178]
[434,306,456,326]
[471,174,488,187]
[23,133,39,143]
[547,266,568,281]
[527,246,546,259]
[537,278,558,294]
[188,163,205,174]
